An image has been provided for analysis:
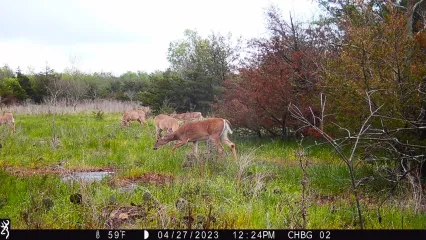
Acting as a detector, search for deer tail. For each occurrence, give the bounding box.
[221,119,233,137]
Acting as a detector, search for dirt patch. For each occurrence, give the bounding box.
[114,173,174,187]
[103,206,147,229]
[2,165,116,177]
[313,194,338,205]
[312,192,380,208]
[257,157,336,168]
[256,158,317,168]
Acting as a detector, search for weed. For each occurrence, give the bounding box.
[0,114,424,229]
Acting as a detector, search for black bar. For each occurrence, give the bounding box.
[8,229,426,240]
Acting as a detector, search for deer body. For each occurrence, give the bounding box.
[153,118,237,160]
[121,110,147,127]
[154,114,180,139]
[170,112,203,122]
[0,112,15,133]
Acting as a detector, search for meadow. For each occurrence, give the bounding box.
[0,112,425,229]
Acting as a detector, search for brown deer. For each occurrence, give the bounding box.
[170,112,203,122]
[153,118,237,160]
[154,114,180,139]
[121,110,147,128]
[0,112,15,133]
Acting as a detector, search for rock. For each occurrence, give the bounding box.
[108,195,117,205]
[105,206,147,229]
[42,198,54,209]
[182,215,194,225]
[273,188,282,194]
[70,193,82,204]
[175,198,188,211]
[118,213,128,220]
[0,195,7,208]
[196,215,205,224]
[143,192,152,202]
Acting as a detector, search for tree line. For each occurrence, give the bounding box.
[0,29,239,115]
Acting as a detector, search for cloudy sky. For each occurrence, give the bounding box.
[0,0,319,76]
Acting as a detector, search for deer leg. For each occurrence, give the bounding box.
[206,139,212,154]
[210,137,224,158]
[155,126,161,139]
[221,137,237,160]
[193,141,198,156]
[170,141,188,157]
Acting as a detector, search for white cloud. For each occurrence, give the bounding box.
[0,0,319,76]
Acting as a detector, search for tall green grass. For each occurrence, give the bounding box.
[0,113,424,229]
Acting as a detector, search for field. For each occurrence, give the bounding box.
[0,113,425,229]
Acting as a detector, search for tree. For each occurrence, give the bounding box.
[121,71,149,88]
[167,29,240,114]
[41,65,67,106]
[2,78,28,101]
[119,71,149,103]
[16,69,34,101]
[0,69,28,104]
[0,65,15,80]
[138,70,189,113]
[61,72,88,110]
[291,0,426,212]
[216,7,321,138]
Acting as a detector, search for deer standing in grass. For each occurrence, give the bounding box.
[154,114,180,139]
[153,118,237,160]
[121,110,147,128]
[170,112,203,122]
[0,112,15,133]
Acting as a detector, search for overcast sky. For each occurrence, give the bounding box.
[0,0,319,76]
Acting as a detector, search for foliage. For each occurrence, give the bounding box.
[138,70,188,114]
[92,110,104,120]
[216,7,321,138]
[0,114,425,229]
[0,78,28,102]
[166,29,240,114]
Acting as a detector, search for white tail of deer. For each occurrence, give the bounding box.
[153,118,237,160]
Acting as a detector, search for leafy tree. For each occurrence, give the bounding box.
[301,0,426,212]
[0,65,15,80]
[16,69,34,101]
[0,77,27,104]
[167,29,240,114]
[216,7,321,138]
[138,70,189,113]
[62,68,88,110]
[4,78,28,101]
[119,71,149,102]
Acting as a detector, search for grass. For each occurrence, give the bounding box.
[0,113,425,229]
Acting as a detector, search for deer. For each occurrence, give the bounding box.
[121,110,147,128]
[153,118,237,160]
[170,112,203,122]
[0,112,15,133]
[154,114,180,139]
